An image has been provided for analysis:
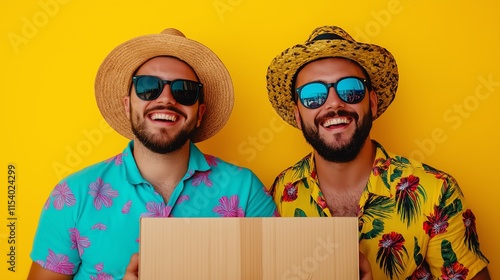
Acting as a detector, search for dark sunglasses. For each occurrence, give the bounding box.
[132,75,203,106]
[295,76,368,109]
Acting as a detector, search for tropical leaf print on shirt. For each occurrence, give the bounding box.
[88,178,118,210]
[191,170,213,187]
[95,262,104,272]
[104,153,126,166]
[121,200,132,214]
[360,194,394,240]
[143,202,172,217]
[69,228,90,257]
[204,154,219,166]
[395,175,427,227]
[213,195,244,217]
[44,196,50,210]
[372,157,392,190]
[376,232,408,279]
[362,194,394,221]
[441,262,469,280]
[43,249,75,275]
[412,236,424,267]
[91,223,107,230]
[440,240,469,279]
[316,194,327,210]
[372,155,410,191]
[52,182,76,210]
[409,261,431,279]
[423,205,450,238]
[294,208,307,217]
[177,195,189,204]
[90,262,113,280]
[462,209,489,262]
[282,182,298,202]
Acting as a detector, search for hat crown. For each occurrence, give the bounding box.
[306,26,354,43]
[161,28,185,37]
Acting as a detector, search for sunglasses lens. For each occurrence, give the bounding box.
[297,77,366,109]
[133,76,201,105]
[171,80,200,106]
[134,76,162,101]
[298,83,328,109]
[336,77,365,104]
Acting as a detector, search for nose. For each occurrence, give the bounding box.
[155,84,177,104]
[323,86,345,109]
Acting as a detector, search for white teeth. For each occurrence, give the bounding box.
[323,117,350,127]
[151,113,177,121]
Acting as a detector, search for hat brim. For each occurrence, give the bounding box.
[267,38,398,127]
[95,32,234,142]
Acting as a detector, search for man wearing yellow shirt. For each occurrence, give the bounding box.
[266,25,490,279]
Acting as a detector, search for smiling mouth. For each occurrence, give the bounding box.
[321,117,351,128]
[150,113,177,122]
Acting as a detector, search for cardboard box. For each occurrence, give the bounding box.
[139,217,359,279]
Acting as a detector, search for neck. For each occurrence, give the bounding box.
[315,139,375,193]
[132,140,190,189]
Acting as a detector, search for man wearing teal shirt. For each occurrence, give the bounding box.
[28,28,277,279]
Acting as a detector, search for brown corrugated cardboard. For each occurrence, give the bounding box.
[139,217,359,279]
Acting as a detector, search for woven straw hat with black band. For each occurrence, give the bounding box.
[95,28,234,143]
[266,25,399,128]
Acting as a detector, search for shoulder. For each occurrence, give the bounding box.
[56,151,130,195]
[64,156,120,181]
[278,153,313,176]
[270,153,313,190]
[374,142,460,191]
[203,154,260,181]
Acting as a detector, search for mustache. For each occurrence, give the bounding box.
[144,105,187,119]
[315,110,358,126]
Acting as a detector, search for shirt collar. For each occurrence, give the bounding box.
[121,141,143,185]
[367,140,393,197]
[282,152,316,186]
[185,141,211,179]
[122,140,211,186]
[286,141,394,197]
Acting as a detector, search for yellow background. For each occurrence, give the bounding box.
[1,0,499,278]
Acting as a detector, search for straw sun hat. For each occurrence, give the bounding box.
[266,25,399,127]
[95,28,234,142]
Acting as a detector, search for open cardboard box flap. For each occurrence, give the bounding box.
[139,217,359,279]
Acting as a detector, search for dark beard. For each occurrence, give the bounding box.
[130,105,197,154]
[301,109,372,163]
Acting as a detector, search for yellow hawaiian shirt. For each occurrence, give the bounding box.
[270,141,489,279]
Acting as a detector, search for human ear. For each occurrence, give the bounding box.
[294,105,303,130]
